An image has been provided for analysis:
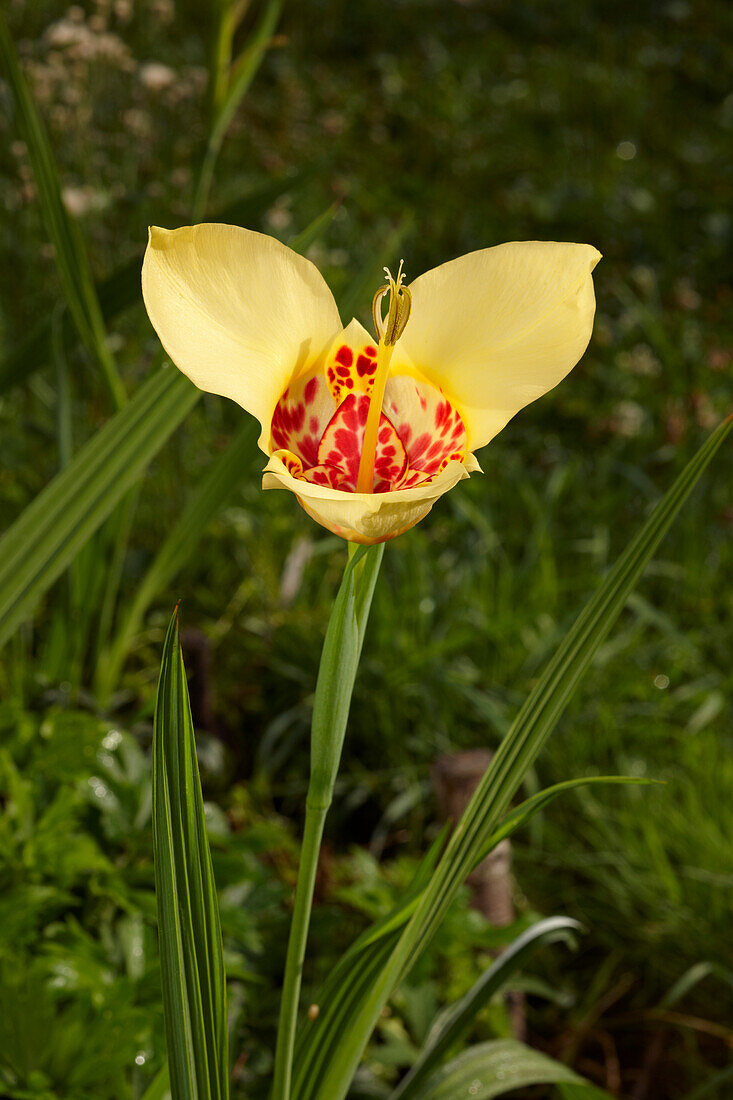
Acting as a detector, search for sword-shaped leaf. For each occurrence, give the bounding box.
[153,611,228,1100]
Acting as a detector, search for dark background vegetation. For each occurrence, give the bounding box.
[0,0,731,1097]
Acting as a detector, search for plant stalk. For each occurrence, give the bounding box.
[271,542,383,1100]
[271,797,328,1100]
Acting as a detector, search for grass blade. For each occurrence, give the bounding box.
[153,609,228,1100]
[0,367,199,649]
[337,218,414,321]
[681,1066,733,1100]
[310,415,732,1100]
[659,961,733,1010]
[288,204,338,255]
[0,12,125,408]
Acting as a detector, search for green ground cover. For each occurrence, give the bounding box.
[0,0,731,1096]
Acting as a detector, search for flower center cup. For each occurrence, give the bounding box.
[270,340,468,495]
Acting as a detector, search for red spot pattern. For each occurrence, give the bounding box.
[271,346,468,496]
[326,340,378,405]
[270,370,332,467]
[317,394,406,492]
[387,377,467,477]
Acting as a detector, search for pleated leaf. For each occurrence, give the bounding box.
[0,366,199,648]
[153,610,228,1100]
[291,828,449,1097]
[307,415,732,1100]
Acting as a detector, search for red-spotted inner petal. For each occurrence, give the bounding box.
[325,340,379,405]
[384,375,467,477]
[270,367,333,467]
[317,393,407,492]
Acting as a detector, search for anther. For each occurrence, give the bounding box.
[372,261,411,347]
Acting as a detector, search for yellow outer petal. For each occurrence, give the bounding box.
[262,453,482,544]
[141,224,342,452]
[392,241,601,451]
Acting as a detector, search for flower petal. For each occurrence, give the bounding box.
[323,318,379,404]
[392,241,600,450]
[383,375,467,476]
[262,452,480,544]
[141,223,342,452]
[270,368,334,467]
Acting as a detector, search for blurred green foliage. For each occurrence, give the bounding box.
[0,0,732,1096]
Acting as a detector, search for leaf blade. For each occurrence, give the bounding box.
[153,610,228,1100]
[0,366,199,649]
[391,916,581,1100]
[417,1039,588,1100]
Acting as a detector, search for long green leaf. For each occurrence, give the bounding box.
[0,12,124,408]
[0,367,199,648]
[153,610,228,1100]
[417,1039,590,1099]
[474,775,657,864]
[391,916,581,1100]
[310,416,732,1100]
[310,544,385,805]
[292,829,449,1097]
[96,418,257,699]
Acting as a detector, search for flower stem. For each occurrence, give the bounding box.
[271,797,328,1100]
[271,543,383,1100]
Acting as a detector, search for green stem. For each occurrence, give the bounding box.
[272,798,328,1100]
[271,542,384,1100]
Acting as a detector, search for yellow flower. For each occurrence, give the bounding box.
[142,224,600,544]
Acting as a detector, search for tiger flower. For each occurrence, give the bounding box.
[142,224,600,544]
